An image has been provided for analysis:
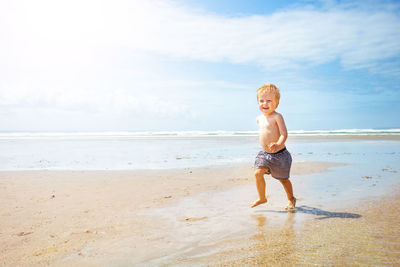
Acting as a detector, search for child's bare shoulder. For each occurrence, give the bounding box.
[271,111,284,120]
[270,112,286,127]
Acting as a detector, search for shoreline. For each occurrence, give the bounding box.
[1,158,399,265]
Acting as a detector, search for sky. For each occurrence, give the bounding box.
[0,0,399,132]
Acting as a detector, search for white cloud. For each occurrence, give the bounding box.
[115,0,400,73]
[1,0,399,73]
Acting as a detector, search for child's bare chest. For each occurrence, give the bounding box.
[259,116,277,132]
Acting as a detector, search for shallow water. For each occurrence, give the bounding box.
[0,136,258,170]
[136,140,400,264]
[1,134,400,171]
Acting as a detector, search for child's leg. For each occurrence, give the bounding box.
[251,168,268,208]
[279,179,296,210]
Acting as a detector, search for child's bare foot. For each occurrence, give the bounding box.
[251,199,267,208]
[285,197,296,210]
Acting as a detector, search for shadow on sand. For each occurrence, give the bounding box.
[257,205,362,220]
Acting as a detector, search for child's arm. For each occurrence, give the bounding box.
[275,113,288,146]
[269,114,288,152]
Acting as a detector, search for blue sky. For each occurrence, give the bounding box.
[0,0,399,132]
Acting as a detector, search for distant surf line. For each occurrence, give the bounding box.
[0,129,400,139]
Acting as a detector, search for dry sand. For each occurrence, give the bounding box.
[1,161,399,266]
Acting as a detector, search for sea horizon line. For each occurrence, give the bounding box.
[0,128,400,138]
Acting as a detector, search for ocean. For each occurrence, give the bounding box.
[0,129,399,171]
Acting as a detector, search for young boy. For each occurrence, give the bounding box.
[251,84,296,210]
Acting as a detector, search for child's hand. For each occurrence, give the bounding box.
[268,142,279,153]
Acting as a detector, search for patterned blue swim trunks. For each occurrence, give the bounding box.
[254,147,292,180]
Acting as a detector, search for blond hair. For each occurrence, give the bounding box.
[257,83,280,103]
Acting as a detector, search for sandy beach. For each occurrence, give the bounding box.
[1,136,400,266]
[1,162,399,266]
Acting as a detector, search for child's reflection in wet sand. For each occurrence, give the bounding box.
[251,212,296,265]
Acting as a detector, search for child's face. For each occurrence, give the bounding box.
[258,92,278,115]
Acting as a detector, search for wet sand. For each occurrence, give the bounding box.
[206,185,400,266]
[1,158,399,266]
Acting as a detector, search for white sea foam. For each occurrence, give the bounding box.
[289,129,400,136]
[0,129,399,139]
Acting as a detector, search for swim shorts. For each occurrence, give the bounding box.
[254,147,292,180]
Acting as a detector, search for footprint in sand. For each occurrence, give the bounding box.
[17,231,33,236]
[180,216,207,222]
